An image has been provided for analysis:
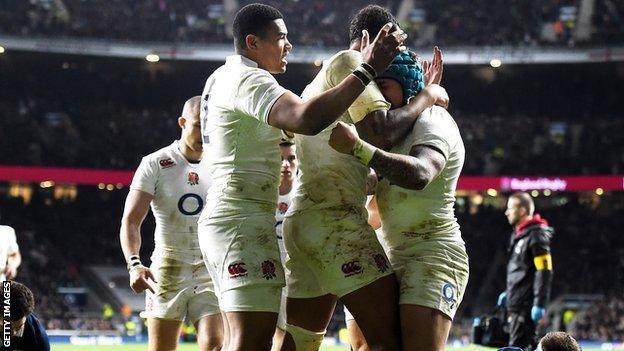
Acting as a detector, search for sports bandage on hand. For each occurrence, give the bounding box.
[352,138,378,166]
[127,255,143,272]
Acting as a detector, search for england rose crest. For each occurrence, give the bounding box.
[261,260,277,280]
[373,253,389,273]
[187,172,199,185]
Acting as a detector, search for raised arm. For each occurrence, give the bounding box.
[329,122,445,190]
[268,23,406,135]
[355,84,448,151]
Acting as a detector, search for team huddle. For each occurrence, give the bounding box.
[119,4,467,351]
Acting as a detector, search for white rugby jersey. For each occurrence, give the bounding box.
[290,50,390,213]
[0,225,18,281]
[130,140,209,264]
[275,184,296,240]
[376,106,465,247]
[199,55,288,221]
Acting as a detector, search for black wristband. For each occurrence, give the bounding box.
[360,62,377,78]
[352,69,371,86]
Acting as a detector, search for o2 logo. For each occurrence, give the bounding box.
[178,193,203,216]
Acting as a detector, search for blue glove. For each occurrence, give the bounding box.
[531,305,545,322]
[497,292,507,306]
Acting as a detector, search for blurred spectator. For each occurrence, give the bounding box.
[1,0,621,46]
[568,294,624,341]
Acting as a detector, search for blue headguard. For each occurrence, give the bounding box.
[377,51,425,105]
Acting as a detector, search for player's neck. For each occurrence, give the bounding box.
[279,179,293,195]
[178,143,201,163]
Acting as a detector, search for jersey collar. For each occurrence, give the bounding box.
[226,55,259,68]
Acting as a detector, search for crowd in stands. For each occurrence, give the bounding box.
[2,98,622,175]
[1,53,623,176]
[569,294,624,342]
[1,0,623,46]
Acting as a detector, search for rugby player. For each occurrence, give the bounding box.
[280,5,448,351]
[119,96,223,351]
[272,141,298,350]
[0,216,21,281]
[198,3,406,350]
[329,49,468,351]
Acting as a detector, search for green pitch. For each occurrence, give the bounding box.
[50,343,619,351]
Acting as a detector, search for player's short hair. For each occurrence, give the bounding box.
[181,96,201,120]
[349,5,398,44]
[7,281,35,321]
[233,3,283,52]
[509,191,535,216]
[539,331,581,351]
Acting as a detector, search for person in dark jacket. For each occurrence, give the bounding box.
[1,281,50,351]
[497,191,554,351]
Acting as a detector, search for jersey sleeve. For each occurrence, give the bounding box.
[7,227,18,253]
[130,157,158,195]
[327,51,390,123]
[408,107,455,160]
[236,69,288,124]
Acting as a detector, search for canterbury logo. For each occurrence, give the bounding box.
[228,262,248,278]
[341,261,363,277]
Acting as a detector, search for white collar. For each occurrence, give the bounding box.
[226,55,259,68]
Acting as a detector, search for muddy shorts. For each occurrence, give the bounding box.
[283,208,393,298]
[198,215,285,312]
[143,256,220,322]
[383,236,469,319]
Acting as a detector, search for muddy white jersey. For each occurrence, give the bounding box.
[376,106,465,247]
[199,55,288,221]
[130,140,209,264]
[290,50,390,213]
[0,225,18,281]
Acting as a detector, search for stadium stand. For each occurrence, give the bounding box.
[1,0,623,347]
[1,0,623,46]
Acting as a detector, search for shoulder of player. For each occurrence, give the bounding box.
[415,106,458,130]
[0,225,16,236]
[326,50,361,69]
[239,66,277,84]
[140,143,180,171]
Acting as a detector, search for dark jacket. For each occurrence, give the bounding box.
[506,214,554,312]
[2,314,50,351]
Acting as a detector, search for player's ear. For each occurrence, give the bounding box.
[178,117,186,129]
[245,34,258,51]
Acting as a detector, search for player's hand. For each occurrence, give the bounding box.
[422,46,443,86]
[421,84,449,109]
[360,23,408,75]
[4,264,17,280]
[329,122,360,154]
[129,266,157,294]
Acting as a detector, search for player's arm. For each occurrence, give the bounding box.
[366,195,382,230]
[329,122,445,190]
[530,231,554,309]
[119,189,157,293]
[4,228,21,279]
[5,249,21,280]
[355,84,448,151]
[268,24,406,135]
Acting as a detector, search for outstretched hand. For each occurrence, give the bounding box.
[422,46,443,86]
[360,23,408,75]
